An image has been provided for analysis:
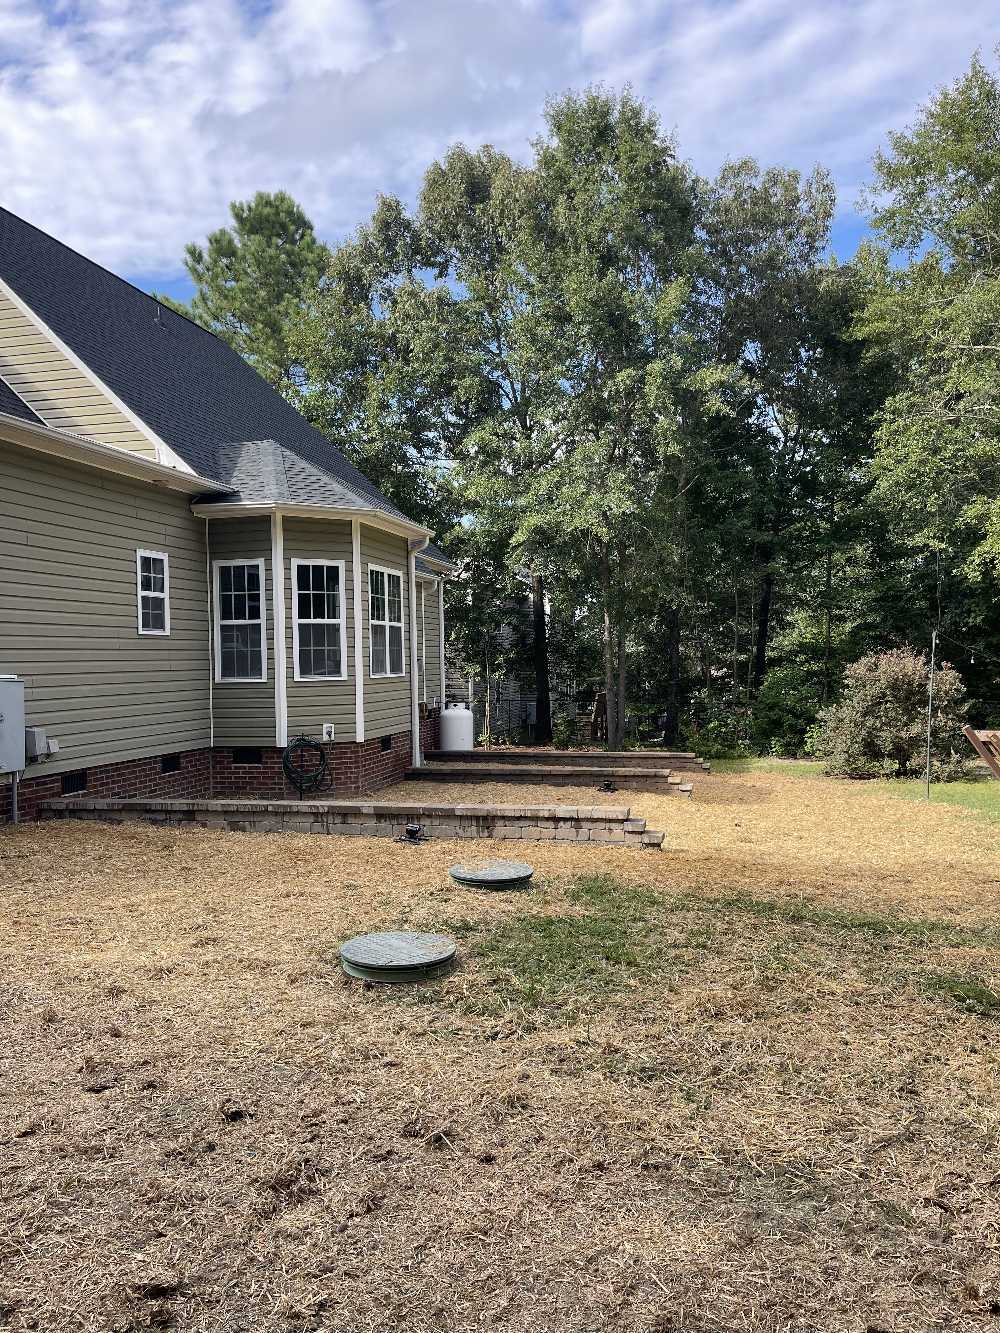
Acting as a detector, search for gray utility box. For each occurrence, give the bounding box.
[0,677,26,774]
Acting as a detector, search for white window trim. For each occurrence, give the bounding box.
[136,548,170,636]
[291,558,348,682]
[212,557,268,684]
[368,561,406,678]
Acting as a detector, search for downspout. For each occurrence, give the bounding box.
[407,538,429,767]
[204,517,214,750]
[271,511,287,748]
[437,578,446,707]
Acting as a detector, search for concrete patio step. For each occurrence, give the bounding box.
[425,748,710,773]
[408,761,694,797]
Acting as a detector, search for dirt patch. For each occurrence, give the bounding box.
[1,768,999,1330]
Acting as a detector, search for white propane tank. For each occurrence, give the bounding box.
[440,702,475,752]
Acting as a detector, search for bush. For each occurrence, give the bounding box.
[680,696,753,759]
[751,664,822,757]
[811,647,969,780]
[552,712,576,750]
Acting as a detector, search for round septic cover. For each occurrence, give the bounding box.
[340,930,456,983]
[449,859,534,890]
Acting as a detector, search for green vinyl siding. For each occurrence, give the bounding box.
[207,517,275,747]
[0,438,210,774]
[361,525,411,738]
[284,517,357,743]
[419,577,443,705]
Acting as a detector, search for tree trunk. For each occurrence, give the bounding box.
[751,568,774,694]
[531,572,552,744]
[822,499,834,705]
[616,621,627,748]
[601,552,619,751]
[663,605,681,745]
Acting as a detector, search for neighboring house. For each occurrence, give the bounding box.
[0,207,453,821]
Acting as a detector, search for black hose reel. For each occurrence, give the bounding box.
[282,734,331,798]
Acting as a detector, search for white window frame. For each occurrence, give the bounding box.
[212,557,268,684]
[291,558,348,682]
[368,562,406,679]
[136,548,170,636]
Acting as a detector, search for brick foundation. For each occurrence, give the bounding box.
[1,712,442,824]
[1,748,212,825]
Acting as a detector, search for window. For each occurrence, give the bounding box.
[369,565,405,677]
[213,559,267,682]
[161,753,181,774]
[136,549,169,635]
[292,559,346,681]
[61,770,88,794]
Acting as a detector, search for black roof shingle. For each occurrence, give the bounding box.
[0,374,43,425]
[0,207,410,523]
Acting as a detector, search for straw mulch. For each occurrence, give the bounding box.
[1,766,998,1331]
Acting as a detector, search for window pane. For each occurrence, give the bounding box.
[299,622,342,677]
[388,624,404,675]
[297,590,312,621]
[245,565,260,593]
[387,573,402,624]
[369,569,385,622]
[142,596,165,632]
[220,566,234,595]
[245,592,260,621]
[220,622,262,679]
[371,622,387,675]
[296,565,310,593]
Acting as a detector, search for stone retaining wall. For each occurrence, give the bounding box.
[38,797,666,848]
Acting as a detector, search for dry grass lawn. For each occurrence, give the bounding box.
[2,765,999,1332]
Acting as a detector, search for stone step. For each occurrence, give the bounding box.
[408,762,694,796]
[426,748,710,772]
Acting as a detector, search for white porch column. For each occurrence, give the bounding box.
[408,545,421,768]
[351,519,365,743]
[270,511,287,748]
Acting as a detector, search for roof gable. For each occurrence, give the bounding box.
[0,207,408,522]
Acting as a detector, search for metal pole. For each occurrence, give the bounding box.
[10,771,18,825]
[925,629,937,800]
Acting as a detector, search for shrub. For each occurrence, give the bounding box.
[680,697,753,759]
[751,664,822,757]
[552,712,576,750]
[811,647,969,780]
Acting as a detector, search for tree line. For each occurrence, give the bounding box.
[161,52,1000,754]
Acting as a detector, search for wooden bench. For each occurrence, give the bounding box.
[963,726,1000,778]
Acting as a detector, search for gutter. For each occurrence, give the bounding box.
[0,412,226,495]
[191,500,434,543]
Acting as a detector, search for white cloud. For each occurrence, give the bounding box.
[0,0,995,280]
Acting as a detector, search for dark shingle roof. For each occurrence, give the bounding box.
[0,207,411,522]
[416,542,455,574]
[0,375,42,424]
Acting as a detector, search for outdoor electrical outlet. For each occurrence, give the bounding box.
[322,722,335,741]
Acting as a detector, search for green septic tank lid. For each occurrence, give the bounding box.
[340,930,457,983]
[449,860,534,891]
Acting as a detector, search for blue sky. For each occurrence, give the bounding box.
[1,0,995,301]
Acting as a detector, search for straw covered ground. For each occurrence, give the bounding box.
[1,765,999,1331]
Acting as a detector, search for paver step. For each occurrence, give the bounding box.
[408,762,694,796]
[426,748,710,772]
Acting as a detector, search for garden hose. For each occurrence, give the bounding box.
[282,734,331,798]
